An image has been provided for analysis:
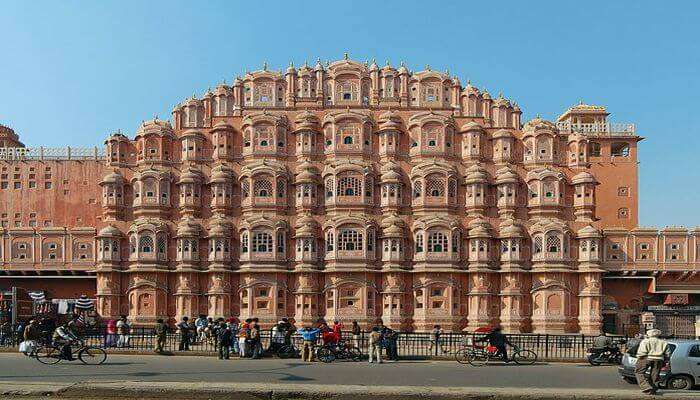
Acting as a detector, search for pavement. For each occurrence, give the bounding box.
[0,353,697,399]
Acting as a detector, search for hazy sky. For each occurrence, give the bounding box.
[1,0,698,227]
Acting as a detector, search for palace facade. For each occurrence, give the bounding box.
[1,56,698,335]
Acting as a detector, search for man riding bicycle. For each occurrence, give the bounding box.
[477,326,514,362]
[52,320,79,361]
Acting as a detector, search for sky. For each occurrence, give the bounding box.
[0,0,698,227]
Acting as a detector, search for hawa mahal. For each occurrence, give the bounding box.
[1,56,697,335]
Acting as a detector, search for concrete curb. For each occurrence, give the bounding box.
[0,347,586,363]
[1,381,698,400]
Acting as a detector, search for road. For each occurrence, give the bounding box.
[0,353,629,389]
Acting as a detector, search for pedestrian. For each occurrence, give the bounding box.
[270,321,285,353]
[227,317,240,355]
[0,318,12,346]
[116,315,131,348]
[380,322,398,361]
[429,324,443,354]
[105,318,117,347]
[299,325,321,362]
[177,316,191,351]
[238,319,251,358]
[217,321,232,360]
[195,315,207,343]
[250,322,262,359]
[351,320,361,349]
[284,318,297,346]
[155,318,168,354]
[634,329,669,395]
[368,326,382,364]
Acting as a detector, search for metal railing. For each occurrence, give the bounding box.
[0,325,658,360]
[556,122,637,136]
[0,146,104,161]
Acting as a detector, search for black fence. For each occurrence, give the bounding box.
[0,325,640,360]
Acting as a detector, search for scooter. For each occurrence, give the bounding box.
[587,339,626,366]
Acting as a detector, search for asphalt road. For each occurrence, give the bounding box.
[0,353,631,390]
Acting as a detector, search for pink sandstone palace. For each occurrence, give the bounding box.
[1,56,698,335]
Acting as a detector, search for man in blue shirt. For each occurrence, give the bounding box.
[299,326,321,362]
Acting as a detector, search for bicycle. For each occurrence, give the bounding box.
[315,341,362,363]
[33,339,107,365]
[467,345,537,366]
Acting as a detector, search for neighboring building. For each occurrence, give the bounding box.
[0,56,697,335]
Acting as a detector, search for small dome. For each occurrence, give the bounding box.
[184,96,202,107]
[460,121,484,132]
[382,223,403,237]
[100,170,124,184]
[208,217,232,237]
[98,225,122,237]
[178,168,203,184]
[464,164,489,183]
[136,119,174,138]
[523,117,556,133]
[214,84,231,96]
[498,219,523,238]
[572,171,596,185]
[177,217,201,237]
[468,218,492,238]
[211,120,234,132]
[577,225,601,238]
[492,129,513,139]
[295,161,319,183]
[495,167,518,184]
[210,164,233,183]
[377,110,403,133]
[293,110,320,132]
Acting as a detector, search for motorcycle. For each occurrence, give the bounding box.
[587,339,626,366]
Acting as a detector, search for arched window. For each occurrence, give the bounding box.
[337,176,361,197]
[276,232,285,253]
[157,237,166,254]
[241,180,250,198]
[415,233,424,253]
[426,178,445,197]
[325,231,334,252]
[325,178,334,198]
[241,233,249,253]
[139,235,154,253]
[427,232,448,253]
[413,181,422,198]
[534,236,543,253]
[451,232,460,253]
[276,180,286,198]
[252,232,273,253]
[254,179,273,197]
[546,234,561,253]
[338,228,363,251]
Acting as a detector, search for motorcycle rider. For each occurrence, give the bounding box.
[592,331,613,351]
[52,320,79,361]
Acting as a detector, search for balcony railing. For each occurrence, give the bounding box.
[0,146,104,161]
[556,122,637,136]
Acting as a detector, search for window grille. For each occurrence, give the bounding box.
[338,229,363,251]
[427,231,448,253]
[252,232,273,253]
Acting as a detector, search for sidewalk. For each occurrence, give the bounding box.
[2,380,699,400]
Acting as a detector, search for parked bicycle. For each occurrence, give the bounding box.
[467,345,537,366]
[315,341,362,363]
[33,339,107,365]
